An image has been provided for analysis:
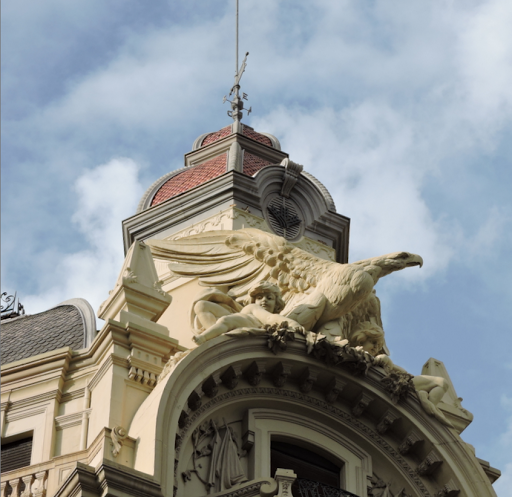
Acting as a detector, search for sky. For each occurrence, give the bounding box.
[2,0,512,492]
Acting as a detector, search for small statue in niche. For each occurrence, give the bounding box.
[348,323,451,426]
[192,281,304,345]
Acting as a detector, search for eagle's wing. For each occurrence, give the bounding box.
[146,228,334,302]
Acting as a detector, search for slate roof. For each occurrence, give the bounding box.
[1,305,86,366]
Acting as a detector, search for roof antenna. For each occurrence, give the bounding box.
[223,0,251,128]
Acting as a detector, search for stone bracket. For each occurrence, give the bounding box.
[244,361,266,386]
[417,450,443,476]
[399,430,423,455]
[272,362,292,388]
[435,479,460,496]
[376,410,400,435]
[202,373,221,398]
[352,392,374,417]
[298,367,318,394]
[220,365,242,390]
[324,377,346,404]
[280,158,303,198]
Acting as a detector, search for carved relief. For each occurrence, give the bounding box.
[175,387,432,497]
[369,475,412,497]
[380,372,415,404]
[417,450,443,476]
[182,419,248,493]
[111,426,127,457]
[398,431,423,455]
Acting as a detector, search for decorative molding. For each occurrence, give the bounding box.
[187,388,203,412]
[60,388,86,404]
[279,158,303,198]
[169,207,269,242]
[221,365,242,390]
[111,426,128,457]
[128,367,158,387]
[399,431,423,455]
[175,387,431,497]
[435,479,460,497]
[324,378,346,404]
[417,450,443,476]
[351,392,374,418]
[243,361,266,387]
[271,362,291,388]
[298,367,317,394]
[202,373,221,398]
[55,409,91,431]
[87,354,116,392]
[376,410,400,435]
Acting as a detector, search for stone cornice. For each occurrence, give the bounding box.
[1,348,73,387]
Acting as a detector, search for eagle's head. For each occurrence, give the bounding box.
[377,251,423,273]
[364,251,423,282]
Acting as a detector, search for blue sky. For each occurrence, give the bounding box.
[2,0,512,492]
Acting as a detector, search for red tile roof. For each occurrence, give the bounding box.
[243,151,272,176]
[151,154,228,206]
[242,126,272,147]
[201,126,232,146]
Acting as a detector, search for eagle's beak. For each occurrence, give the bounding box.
[406,255,423,268]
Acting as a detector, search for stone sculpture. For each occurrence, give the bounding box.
[347,323,452,425]
[192,281,303,344]
[147,228,423,350]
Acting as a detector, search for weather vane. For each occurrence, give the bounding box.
[223,0,252,122]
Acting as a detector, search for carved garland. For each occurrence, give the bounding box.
[173,386,432,497]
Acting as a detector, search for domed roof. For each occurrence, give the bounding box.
[137,123,283,212]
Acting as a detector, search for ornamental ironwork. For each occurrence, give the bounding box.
[1,292,25,320]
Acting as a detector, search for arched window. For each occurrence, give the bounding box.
[271,440,341,487]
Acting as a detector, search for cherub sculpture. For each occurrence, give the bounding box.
[192,280,303,345]
[147,228,423,348]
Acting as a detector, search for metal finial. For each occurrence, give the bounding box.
[223,0,251,122]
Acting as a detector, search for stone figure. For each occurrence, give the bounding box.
[147,228,423,349]
[348,323,451,426]
[192,281,303,345]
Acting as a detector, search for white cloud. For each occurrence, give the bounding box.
[22,158,144,319]
[253,101,454,286]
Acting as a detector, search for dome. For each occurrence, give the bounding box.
[137,123,283,212]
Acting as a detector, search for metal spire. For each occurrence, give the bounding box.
[223,0,251,123]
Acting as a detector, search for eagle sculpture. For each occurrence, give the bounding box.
[147,228,423,345]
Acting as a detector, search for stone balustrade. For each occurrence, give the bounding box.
[1,469,48,497]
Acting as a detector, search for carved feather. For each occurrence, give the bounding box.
[146,228,422,335]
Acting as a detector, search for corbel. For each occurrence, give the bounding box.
[376,410,400,435]
[244,361,266,386]
[417,450,443,476]
[298,367,318,394]
[324,378,346,404]
[351,392,374,417]
[220,365,242,390]
[398,430,423,455]
[271,362,292,388]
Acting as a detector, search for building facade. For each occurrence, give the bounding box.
[1,116,501,497]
